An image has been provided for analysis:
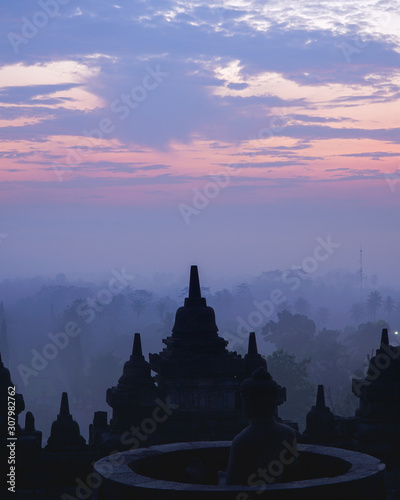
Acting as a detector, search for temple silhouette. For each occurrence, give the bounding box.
[0,266,398,497]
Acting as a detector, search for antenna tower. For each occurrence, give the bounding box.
[359,247,363,303]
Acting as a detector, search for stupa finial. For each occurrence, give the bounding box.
[316,385,326,408]
[248,332,258,356]
[189,265,201,299]
[59,392,70,417]
[381,328,389,347]
[132,333,143,357]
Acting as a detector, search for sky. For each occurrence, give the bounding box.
[0,0,399,286]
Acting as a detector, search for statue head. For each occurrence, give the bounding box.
[240,367,279,419]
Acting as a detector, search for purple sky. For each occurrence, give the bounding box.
[0,1,399,286]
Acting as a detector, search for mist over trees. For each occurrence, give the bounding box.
[0,267,398,439]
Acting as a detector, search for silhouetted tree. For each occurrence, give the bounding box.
[344,319,389,371]
[54,273,66,285]
[267,350,314,428]
[212,289,234,314]
[112,333,134,361]
[108,294,126,318]
[277,300,292,313]
[86,351,122,409]
[257,270,283,282]
[294,297,311,316]
[350,303,365,324]
[366,291,382,320]
[236,282,251,296]
[155,299,167,322]
[383,296,396,322]
[307,328,351,412]
[315,307,330,329]
[129,289,153,323]
[161,311,174,332]
[261,310,316,358]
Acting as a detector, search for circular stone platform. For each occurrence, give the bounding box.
[94,441,386,500]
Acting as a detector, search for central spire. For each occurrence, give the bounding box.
[316,385,326,408]
[132,332,143,358]
[150,264,244,388]
[247,332,258,356]
[189,265,201,299]
[59,392,71,418]
[380,328,389,347]
[185,265,206,307]
[171,265,217,337]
